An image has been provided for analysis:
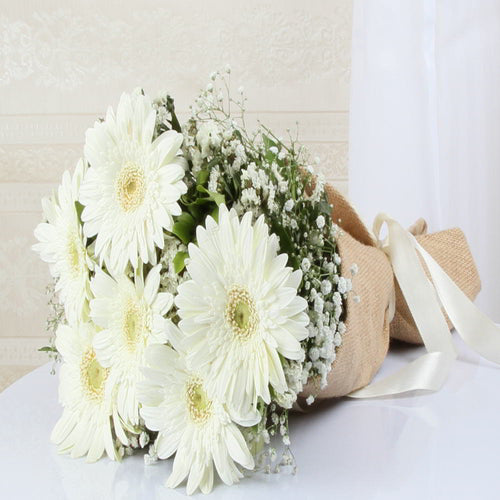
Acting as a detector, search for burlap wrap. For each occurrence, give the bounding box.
[390,221,481,344]
[298,185,481,404]
[300,186,394,401]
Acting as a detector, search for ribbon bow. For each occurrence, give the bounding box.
[349,213,500,398]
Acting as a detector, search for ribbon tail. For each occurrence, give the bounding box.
[349,351,456,398]
[418,245,500,364]
[348,213,469,399]
[347,213,500,400]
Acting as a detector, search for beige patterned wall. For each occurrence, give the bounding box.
[0,0,352,390]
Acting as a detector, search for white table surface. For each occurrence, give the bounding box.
[1,336,499,500]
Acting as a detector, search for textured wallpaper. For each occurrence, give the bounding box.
[0,0,352,389]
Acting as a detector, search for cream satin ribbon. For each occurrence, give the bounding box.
[349,213,500,399]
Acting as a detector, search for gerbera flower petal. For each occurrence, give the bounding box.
[139,343,255,495]
[50,322,120,463]
[33,160,91,324]
[174,205,309,419]
[90,266,173,429]
[80,91,187,274]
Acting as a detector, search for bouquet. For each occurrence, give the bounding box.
[34,69,500,494]
[33,70,352,494]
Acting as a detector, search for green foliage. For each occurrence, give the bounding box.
[75,201,84,224]
[196,168,209,187]
[39,346,57,353]
[196,185,225,206]
[173,251,189,273]
[171,212,196,245]
[165,95,182,133]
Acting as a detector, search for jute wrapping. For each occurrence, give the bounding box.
[298,185,481,405]
[389,222,481,344]
[299,186,394,402]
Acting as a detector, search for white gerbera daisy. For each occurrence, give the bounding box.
[51,321,124,462]
[138,338,254,495]
[90,265,173,428]
[79,91,187,274]
[33,159,91,324]
[175,205,309,422]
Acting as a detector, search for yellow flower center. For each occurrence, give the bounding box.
[186,377,212,424]
[116,163,146,212]
[225,286,258,341]
[122,297,147,350]
[81,349,108,401]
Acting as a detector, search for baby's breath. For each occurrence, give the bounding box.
[40,72,356,477]
[177,71,352,455]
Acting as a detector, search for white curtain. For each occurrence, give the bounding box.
[349,0,500,320]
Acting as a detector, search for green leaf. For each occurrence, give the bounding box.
[173,251,189,273]
[186,203,203,221]
[172,212,196,244]
[318,199,332,216]
[196,169,210,187]
[196,185,225,206]
[191,197,215,207]
[271,223,294,260]
[262,134,279,162]
[75,201,84,224]
[181,193,210,208]
[166,95,182,133]
[39,346,57,353]
[206,157,221,169]
[262,134,277,150]
[210,204,219,222]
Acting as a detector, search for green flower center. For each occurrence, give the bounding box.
[234,301,251,329]
[67,232,83,277]
[226,286,258,341]
[186,378,212,424]
[116,163,146,212]
[81,350,108,400]
[122,298,147,349]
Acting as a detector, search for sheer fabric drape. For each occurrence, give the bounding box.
[349,0,500,320]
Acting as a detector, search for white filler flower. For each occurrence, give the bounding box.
[33,159,91,324]
[51,321,123,462]
[90,265,173,428]
[80,91,187,273]
[175,205,309,422]
[138,340,254,495]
